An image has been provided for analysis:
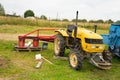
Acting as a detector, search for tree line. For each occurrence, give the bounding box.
[0,3,114,23]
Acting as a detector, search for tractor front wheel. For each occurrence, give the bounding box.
[69,51,82,70]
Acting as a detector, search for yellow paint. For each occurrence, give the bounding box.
[56,27,105,53]
[55,29,68,36]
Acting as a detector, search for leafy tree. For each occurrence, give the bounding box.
[0,3,5,16]
[113,20,120,25]
[105,19,114,24]
[62,19,69,22]
[89,19,104,23]
[89,20,95,23]
[72,19,76,22]
[24,10,35,18]
[96,19,104,23]
[40,15,47,20]
[78,19,87,22]
[51,19,61,21]
[72,19,87,22]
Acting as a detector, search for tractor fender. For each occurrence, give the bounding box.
[55,29,68,37]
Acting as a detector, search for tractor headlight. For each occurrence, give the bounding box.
[99,46,103,49]
[91,46,95,49]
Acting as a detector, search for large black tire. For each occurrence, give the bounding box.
[54,34,65,56]
[69,51,82,70]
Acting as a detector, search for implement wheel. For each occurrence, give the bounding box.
[54,34,65,56]
[69,51,82,70]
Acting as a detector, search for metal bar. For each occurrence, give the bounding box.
[20,28,58,38]
[21,29,40,38]
[39,28,58,30]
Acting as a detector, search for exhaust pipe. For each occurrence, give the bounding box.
[94,25,97,33]
[74,11,78,41]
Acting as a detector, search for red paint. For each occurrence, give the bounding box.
[17,29,56,48]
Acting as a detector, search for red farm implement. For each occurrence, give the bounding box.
[14,28,57,51]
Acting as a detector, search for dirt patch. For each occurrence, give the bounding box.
[0,33,53,41]
[0,78,11,80]
[0,56,9,68]
[0,33,19,41]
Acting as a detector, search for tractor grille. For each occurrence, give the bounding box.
[85,38,103,44]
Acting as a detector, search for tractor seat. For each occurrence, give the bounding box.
[67,25,75,36]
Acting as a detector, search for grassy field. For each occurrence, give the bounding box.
[0,40,120,80]
[0,16,120,80]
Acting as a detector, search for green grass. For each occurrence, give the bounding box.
[0,25,38,34]
[0,40,120,80]
[88,29,109,34]
[0,16,118,80]
[0,24,109,35]
[0,25,56,35]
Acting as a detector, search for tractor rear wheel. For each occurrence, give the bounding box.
[69,51,82,70]
[54,34,65,56]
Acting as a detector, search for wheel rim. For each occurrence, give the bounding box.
[54,38,60,55]
[70,53,78,67]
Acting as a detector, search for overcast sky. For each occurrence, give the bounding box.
[0,0,120,21]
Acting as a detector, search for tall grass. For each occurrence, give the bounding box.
[0,16,111,29]
[78,22,110,30]
[0,16,68,28]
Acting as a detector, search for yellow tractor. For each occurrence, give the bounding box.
[54,11,112,70]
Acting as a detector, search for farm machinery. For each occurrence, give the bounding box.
[54,11,112,70]
[102,21,120,57]
[15,11,112,70]
[14,28,56,51]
